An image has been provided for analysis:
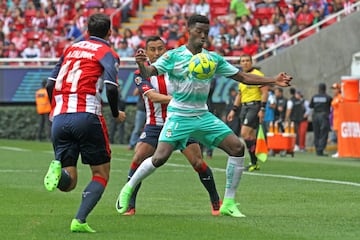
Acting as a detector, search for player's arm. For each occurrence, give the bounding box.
[230,71,292,87]
[258,85,269,123]
[46,56,65,102]
[227,90,241,122]
[145,90,172,104]
[135,49,158,78]
[102,53,126,122]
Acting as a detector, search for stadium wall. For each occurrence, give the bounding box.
[258,11,360,100]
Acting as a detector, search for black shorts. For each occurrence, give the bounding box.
[240,102,261,129]
[139,125,199,149]
[52,113,111,167]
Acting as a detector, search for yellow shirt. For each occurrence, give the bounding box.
[238,68,264,103]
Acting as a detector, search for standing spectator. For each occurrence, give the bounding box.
[225,87,241,136]
[163,0,181,20]
[274,87,287,132]
[128,88,146,150]
[181,0,196,20]
[195,0,210,17]
[230,0,250,18]
[309,83,332,156]
[285,88,304,151]
[330,83,343,158]
[262,86,276,136]
[227,54,268,171]
[297,91,311,152]
[35,79,51,141]
[43,13,126,232]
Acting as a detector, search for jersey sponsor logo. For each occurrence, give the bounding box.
[341,122,360,138]
[140,132,146,139]
[134,76,142,85]
[142,84,151,92]
[163,53,169,59]
[165,129,172,138]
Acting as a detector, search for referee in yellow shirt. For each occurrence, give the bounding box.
[227,54,269,171]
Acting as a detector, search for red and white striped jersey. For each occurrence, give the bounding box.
[134,71,173,126]
[48,37,120,118]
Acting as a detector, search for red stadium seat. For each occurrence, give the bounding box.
[298,29,316,41]
[321,17,337,28]
[166,39,178,49]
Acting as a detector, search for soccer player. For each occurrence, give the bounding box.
[116,14,292,217]
[118,36,221,216]
[43,13,126,233]
[227,54,268,172]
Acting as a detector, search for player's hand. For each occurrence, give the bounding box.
[116,111,126,123]
[258,110,265,123]
[135,48,147,65]
[227,111,234,122]
[275,72,292,87]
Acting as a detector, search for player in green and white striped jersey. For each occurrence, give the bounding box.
[116,14,292,217]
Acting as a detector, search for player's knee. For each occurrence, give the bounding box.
[59,180,76,192]
[191,158,203,170]
[152,156,167,167]
[229,142,245,157]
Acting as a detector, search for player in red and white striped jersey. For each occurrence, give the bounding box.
[44,13,126,233]
[118,36,221,216]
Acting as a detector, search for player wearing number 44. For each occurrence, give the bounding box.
[44,13,126,233]
[115,14,292,218]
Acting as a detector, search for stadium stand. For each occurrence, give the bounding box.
[0,0,358,61]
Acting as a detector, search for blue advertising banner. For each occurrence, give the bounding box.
[0,67,238,104]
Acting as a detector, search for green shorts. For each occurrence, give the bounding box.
[159,112,233,150]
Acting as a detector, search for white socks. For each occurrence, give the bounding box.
[127,157,157,188]
[224,156,245,199]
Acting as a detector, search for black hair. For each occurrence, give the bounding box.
[319,83,326,93]
[290,87,296,95]
[145,36,164,47]
[187,14,209,28]
[240,54,252,63]
[87,13,111,39]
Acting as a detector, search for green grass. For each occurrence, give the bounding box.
[0,139,359,240]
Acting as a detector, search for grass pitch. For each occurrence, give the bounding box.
[0,139,359,240]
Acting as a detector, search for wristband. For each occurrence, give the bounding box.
[261,102,267,108]
[232,105,239,112]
